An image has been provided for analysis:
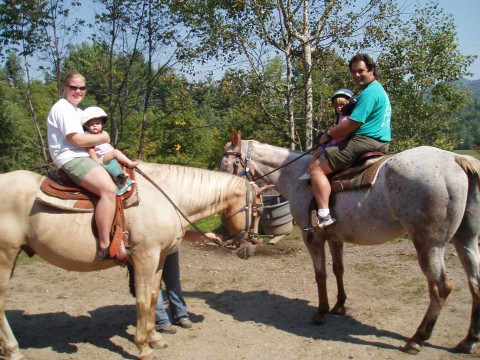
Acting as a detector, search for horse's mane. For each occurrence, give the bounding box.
[242,139,307,163]
[137,162,247,205]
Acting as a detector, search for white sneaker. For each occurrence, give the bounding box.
[298,172,311,181]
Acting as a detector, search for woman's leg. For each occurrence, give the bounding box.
[80,166,117,250]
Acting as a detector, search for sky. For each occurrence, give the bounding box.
[72,0,480,81]
[436,0,480,80]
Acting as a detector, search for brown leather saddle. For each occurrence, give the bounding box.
[308,151,390,228]
[330,151,391,192]
[39,168,138,261]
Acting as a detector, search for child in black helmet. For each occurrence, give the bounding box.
[299,88,354,181]
[81,106,138,195]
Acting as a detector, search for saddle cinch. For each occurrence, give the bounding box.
[35,168,140,261]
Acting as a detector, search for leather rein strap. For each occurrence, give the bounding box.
[221,181,261,244]
[134,167,260,247]
[224,140,315,182]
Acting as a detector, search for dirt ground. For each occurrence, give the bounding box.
[8,226,480,360]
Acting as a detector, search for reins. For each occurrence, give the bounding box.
[134,166,206,236]
[134,166,259,256]
[226,141,318,181]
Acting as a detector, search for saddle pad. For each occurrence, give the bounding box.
[36,169,140,212]
[331,155,391,193]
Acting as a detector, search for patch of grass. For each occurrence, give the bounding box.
[191,214,224,233]
[354,262,379,272]
[404,276,426,297]
[17,249,44,263]
[353,262,389,285]
[195,280,216,291]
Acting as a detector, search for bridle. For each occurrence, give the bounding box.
[222,141,255,180]
[135,166,263,256]
[222,140,313,182]
[220,180,263,247]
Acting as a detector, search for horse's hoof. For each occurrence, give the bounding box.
[149,332,168,349]
[149,339,168,349]
[455,339,476,354]
[403,341,422,355]
[311,313,327,325]
[330,303,346,315]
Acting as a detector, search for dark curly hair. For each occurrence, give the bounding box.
[349,53,376,77]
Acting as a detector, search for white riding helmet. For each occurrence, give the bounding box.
[331,88,354,103]
[81,106,108,126]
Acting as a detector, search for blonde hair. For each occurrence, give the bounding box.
[332,97,349,108]
[63,71,86,87]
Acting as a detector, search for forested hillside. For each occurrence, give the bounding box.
[0,0,477,173]
[454,79,480,149]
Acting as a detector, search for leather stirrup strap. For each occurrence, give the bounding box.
[110,196,126,257]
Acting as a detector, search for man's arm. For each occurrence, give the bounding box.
[319,119,361,145]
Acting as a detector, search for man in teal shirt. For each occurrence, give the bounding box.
[307,53,391,231]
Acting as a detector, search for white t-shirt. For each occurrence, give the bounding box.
[47,98,88,168]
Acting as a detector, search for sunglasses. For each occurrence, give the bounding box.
[68,85,86,91]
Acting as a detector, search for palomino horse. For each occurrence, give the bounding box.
[0,162,271,360]
[221,131,480,355]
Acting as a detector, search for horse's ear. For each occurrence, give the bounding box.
[231,130,241,147]
[257,184,275,195]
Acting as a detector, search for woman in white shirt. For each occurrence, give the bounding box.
[47,71,117,260]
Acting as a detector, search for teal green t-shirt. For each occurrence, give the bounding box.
[350,81,391,142]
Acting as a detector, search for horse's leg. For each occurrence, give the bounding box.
[452,234,480,354]
[148,265,168,350]
[132,253,164,360]
[0,251,24,360]
[327,239,347,315]
[304,232,330,324]
[404,244,452,354]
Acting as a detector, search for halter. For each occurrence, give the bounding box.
[222,140,313,182]
[135,166,262,249]
[223,141,255,180]
[220,180,263,246]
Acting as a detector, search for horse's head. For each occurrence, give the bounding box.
[221,130,256,180]
[220,181,274,259]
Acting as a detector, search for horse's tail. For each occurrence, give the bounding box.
[455,155,480,179]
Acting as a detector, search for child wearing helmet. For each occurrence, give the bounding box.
[81,106,138,195]
[299,88,354,181]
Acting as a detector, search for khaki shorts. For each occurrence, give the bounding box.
[321,135,389,172]
[61,157,101,185]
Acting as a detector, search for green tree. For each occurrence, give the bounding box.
[378,1,475,151]
[454,98,480,150]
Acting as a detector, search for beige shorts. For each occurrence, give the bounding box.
[61,157,101,185]
[321,135,389,171]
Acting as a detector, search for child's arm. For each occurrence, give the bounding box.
[87,147,102,164]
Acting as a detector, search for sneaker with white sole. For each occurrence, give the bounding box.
[316,214,336,229]
[303,214,337,232]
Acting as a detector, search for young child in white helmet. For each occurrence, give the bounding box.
[81,106,138,195]
[299,88,354,181]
